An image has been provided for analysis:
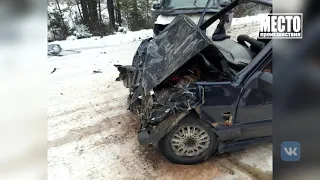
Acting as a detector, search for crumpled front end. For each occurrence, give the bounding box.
[141,83,205,124]
[137,83,205,145]
[114,15,227,145]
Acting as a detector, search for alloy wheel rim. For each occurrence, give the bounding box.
[170,125,211,157]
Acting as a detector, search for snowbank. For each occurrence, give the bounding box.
[231,13,269,26]
[49,29,153,50]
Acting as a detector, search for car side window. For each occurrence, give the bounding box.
[262,61,272,74]
[262,60,272,104]
[227,2,272,40]
[238,58,272,106]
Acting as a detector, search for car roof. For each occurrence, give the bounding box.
[200,0,272,30]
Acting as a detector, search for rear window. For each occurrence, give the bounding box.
[163,0,217,9]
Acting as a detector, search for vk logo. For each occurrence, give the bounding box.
[281,141,300,161]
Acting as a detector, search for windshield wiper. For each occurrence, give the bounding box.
[197,0,212,26]
[193,0,199,7]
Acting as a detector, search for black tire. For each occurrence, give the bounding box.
[159,115,218,165]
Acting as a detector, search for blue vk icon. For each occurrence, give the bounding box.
[281,141,300,161]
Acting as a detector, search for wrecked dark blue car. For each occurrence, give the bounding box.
[115,0,272,165]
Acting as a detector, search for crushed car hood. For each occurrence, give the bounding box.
[133,15,212,95]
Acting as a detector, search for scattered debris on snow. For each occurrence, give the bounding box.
[51,68,57,74]
[93,70,103,74]
[48,44,62,56]
[48,29,153,50]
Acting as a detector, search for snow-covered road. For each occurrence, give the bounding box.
[48,16,272,180]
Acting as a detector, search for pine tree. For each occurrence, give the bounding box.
[115,0,122,26]
[88,0,99,29]
[107,0,116,30]
[75,0,84,21]
[48,0,160,41]
[98,0,102,23]
[80,0,90,28]
[54,0,69,37]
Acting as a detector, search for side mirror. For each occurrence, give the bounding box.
[219,0,232,7]
[153,3,161,10]
[244,71,273,93]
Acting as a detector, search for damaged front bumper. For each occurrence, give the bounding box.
[137,111,190,145]
[114,65,206,145]
[134,82,205,146]
[136,83,205,146]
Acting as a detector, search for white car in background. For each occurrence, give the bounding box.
[151,0,233,37]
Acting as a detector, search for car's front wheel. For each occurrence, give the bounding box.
[159,115,218,165]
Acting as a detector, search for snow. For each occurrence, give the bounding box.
[48,16,272,180]
[72,24,93,39]
[49,29,153,50]
[66,35,77,41]
[231,13,269,26]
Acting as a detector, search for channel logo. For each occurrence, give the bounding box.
[281,141,300,161]
[259,13,303,39]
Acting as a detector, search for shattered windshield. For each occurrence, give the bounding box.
[226,2,272,39]
[163,0,217,9]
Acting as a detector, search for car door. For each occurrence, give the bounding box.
[199,81,242,123]
[234,59,273,140]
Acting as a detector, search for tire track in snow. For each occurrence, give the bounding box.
[48,111,134,148]
[48,79,131,141]
[48,89,128,116]
[65,41,140,51]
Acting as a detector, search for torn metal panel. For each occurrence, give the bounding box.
[148,83,205,124]
[48,44,62,56]
[136,15,212,93]
[138,111,190,145]
[132,37,153,67]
